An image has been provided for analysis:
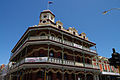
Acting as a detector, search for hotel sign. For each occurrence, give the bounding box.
[25,57,48,63]
[75,62,84,67]
[73,43,82,49]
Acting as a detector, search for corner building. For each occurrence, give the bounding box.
[98,56,120,80]
[9,10,100,80]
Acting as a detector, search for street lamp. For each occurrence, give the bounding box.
[102,8,120,14]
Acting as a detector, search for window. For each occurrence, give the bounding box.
[58,52,62,59]
[102,64,105,71]
[58,25,61,29]
[58,36,62,39]
[87,58,90,64]
[40,33,45,36]
[43,20,46,23]
[78,74,84,80]
[37,71,44,78]
[40,54,45,57]
[44,15,47,18]
[64,54,67,59]
[78,57,80,62]
[64,38,67,41]
[83,36,85,39]
[65,73,68,80]
[57,72,61,79]
[72,74,75,80]
[51,34,55,37]
[48,72,52,80]
[50,51,54,57]
[51,16,53,20]
[78,57,83,63]
[73,32,75,35]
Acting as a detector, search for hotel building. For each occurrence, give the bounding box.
[9,10,100,80]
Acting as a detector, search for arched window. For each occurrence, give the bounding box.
[57,72,61,79]
[43,20,46,23]
[57,36,62,42]
[58,36,62,39]
[73,32,75,35]
[64,54,67,59]
[44,15,47,18]
[51,16,53,20]
[72,74,75,80]
[48,72,52,80]
[51,34,55,37]
[58,25,61,29]
[78,74,85,80]
[64,73,68,80]
[87,58,90,64]
[64,38,68,41]
[50,50,54,57]
[78,57,81,62]
[39,49,45,57]
[87,74,93,80]
[58,52,62,59]
[37,71,44,79]
[81,57,83,62]
[40,33,45,36]
[83,36,85,39]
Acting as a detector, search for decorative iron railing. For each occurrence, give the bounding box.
[12,36,96,57]
[10,57,99,70]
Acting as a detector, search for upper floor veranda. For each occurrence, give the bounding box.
[11,25,97,57]
[9,44,99,72]
[11,10,96,55]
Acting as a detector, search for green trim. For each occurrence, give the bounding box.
[83,53,85,67]
[75,73,76,80]
[73,51,75,66]
[62,47,64,64]
[91,57,93,68]
[47,44,49,62]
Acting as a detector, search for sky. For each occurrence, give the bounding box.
[0,0,120,64]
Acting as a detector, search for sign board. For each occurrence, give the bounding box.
[75,62,84,67]
[25,57,48,63]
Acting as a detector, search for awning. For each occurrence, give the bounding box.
[102,71,120,76]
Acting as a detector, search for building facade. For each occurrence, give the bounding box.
[97,56,120,80]
[9,10,101,80]
[0,64,8,80]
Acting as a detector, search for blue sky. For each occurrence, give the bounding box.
[0,0,120,64]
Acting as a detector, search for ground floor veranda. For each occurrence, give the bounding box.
[8,67,100,80]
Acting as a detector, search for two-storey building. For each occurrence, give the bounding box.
[97,56,120,80]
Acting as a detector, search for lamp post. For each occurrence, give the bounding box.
[102,8,120,14]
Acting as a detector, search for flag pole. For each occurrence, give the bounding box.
[47,1,53,10]
[47,2,49,10]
